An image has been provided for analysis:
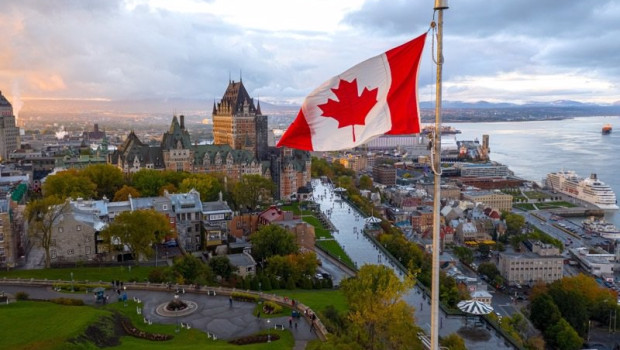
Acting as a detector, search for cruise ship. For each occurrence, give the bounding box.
[546,171,619,210]
[582,217,620,240]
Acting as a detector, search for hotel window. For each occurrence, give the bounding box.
[51,250,57,259]
[86,246,91,255]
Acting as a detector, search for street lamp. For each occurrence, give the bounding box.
[70,272,74,292]
[123,286,127,307]
[267,319,271,342]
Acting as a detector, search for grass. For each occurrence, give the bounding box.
[271,289,348,314]
[315,240,355,270]
[523,191,551,199]
[0,300,295,350]
[513,203,535,211]
[0,265,154,283]
[0,301,108,350]
[536,201,577,209]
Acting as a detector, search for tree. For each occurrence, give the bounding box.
[179,174,222,201]
[131,169,169,197]
[170,254,214,285]
[113,185,141,201]
[358,175,373,190]
[529,293,561,332]
[452,246,474,265]
[440,333,466,350]
[545,318,582,350]
[478,262,501,282]
[231,174,274,210]
[340,265,423,350]
[250,225,298,262]
[25,196,70,268]
[81,164,124,199]
[502,211,525,235]
[208,255,236,280]
[100,209,170,263]
[42,169,96,199]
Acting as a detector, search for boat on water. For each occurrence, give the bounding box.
[582,217,620,240]
[545,171,619,210]
[421,125,461,135]
[602,124,612,135]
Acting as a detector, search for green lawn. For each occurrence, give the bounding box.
[271,289,348,313]
[513,203,536,211]
[536,201,577,209]
[0,300,295,350]
[315,240,355,270]
[0,301,107,350]
[0,265,154,283]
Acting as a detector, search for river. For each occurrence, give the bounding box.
[444,115,620,228]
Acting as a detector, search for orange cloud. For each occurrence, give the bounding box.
[29,73,66,92]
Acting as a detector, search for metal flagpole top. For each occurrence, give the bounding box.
[434,0,449,10]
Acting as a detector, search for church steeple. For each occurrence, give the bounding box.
[212,101,217,116]
[256,99,262,115]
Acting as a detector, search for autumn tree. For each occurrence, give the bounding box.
[81,164,124,199]
[179,174,222,201]
[340,265,423,350]
[250,224,298,262]
[42,169,96,199]
[100,209,170,263]
[113,185,141,201]
[440,333,466,350]
[231,174,275,210]
[25,196,70,268]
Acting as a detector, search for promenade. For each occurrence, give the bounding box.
[312,180,516,349]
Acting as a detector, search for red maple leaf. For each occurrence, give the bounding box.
[318,78,378,142]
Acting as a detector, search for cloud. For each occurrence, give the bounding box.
[1,0,619,104]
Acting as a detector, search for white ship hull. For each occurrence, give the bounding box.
[600,232,620,240]
[546,171,618,210]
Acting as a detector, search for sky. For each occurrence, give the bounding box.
[2,0,620,110]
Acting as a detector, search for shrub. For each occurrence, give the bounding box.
[231,292,259,303]
[51,297,85,306]
[15,291,29,300]
[229,333,280,345]
[148,267,167,283]
[262,301,282,314]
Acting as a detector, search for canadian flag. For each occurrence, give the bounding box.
[277,33,427,151]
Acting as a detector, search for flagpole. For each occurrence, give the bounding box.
[431,1,448,349]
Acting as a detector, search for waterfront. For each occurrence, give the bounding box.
[312,180,515,349]
[447,115,620,228]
